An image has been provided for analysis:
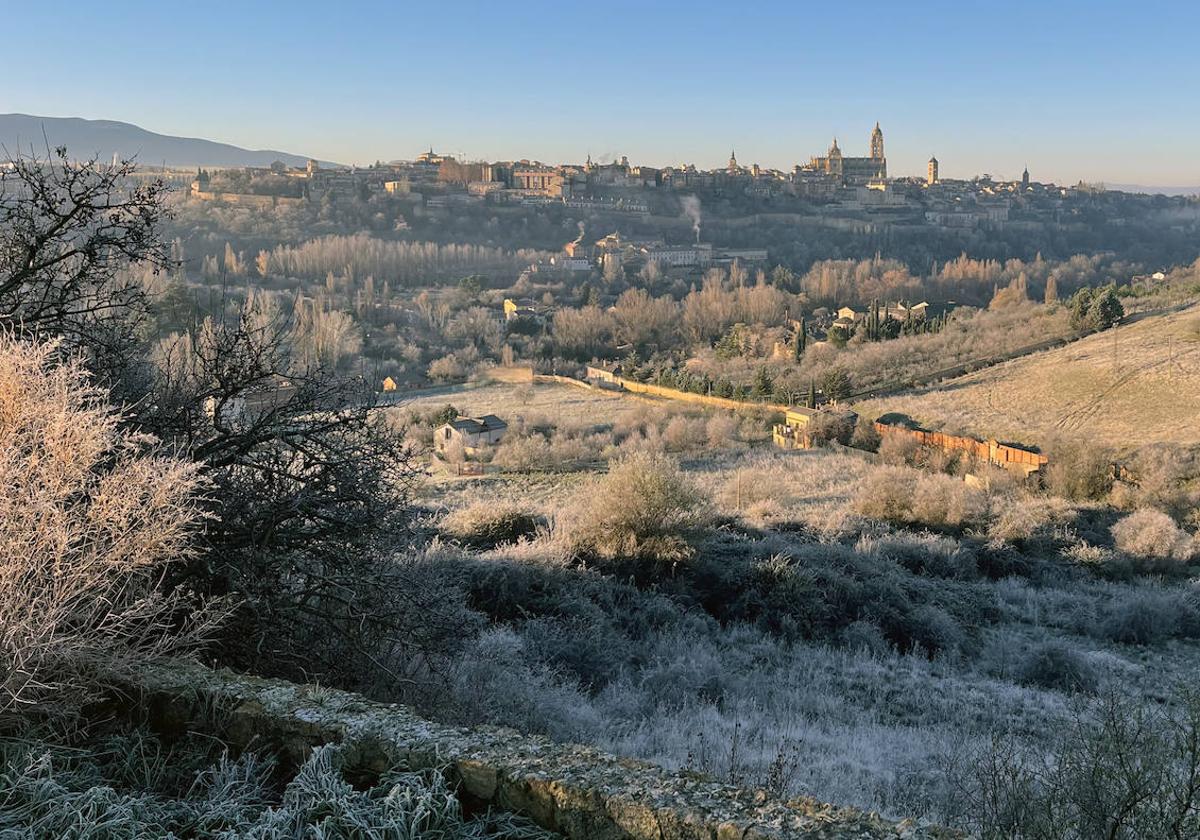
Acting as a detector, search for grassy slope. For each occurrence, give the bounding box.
[392,380,661,429]
[854,302,1200,452]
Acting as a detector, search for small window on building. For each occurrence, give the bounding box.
[444,428,451,439]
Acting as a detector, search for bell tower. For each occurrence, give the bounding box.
[870,122,884,160]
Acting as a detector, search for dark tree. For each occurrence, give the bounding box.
[821,368,852,403]
[0,146,171,392]
[146,294,438,694]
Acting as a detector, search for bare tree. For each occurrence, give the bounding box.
[943,688,1200,839]
[146,293,429,693]
[0,146,171,391]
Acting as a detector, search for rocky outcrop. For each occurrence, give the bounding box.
[127,662,958,840]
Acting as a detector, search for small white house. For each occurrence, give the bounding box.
[435,415,507,457]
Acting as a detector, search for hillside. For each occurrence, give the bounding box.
[0,113,339,168]
[855,302,1200,451]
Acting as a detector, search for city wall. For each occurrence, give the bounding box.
[190,190,305,209]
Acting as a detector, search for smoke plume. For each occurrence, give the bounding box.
[680,195,702,243]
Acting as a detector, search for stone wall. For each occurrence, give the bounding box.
[606,376,790,415]
[127,662,956,840]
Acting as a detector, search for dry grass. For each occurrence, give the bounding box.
[701,450,875,537]
[855,302,1200,452]
[391,381,671,430]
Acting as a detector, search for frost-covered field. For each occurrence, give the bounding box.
[421,437,1200,824]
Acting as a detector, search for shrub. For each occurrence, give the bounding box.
[1111,508,1194,562]
[878,428,921,465]
[427,352,467,382]
[705,413,741,449]
[1015,642,1097,693]
[0,735,554,839]
[850,415,882,452]
[867,533,977,580]
[854,467,984,529]
[910,473,986,528]
[854,466,917,523]
[450,628,598,741]
[662,415,707,452]
[988,496,1054,544]
[1095,588,1199,645]
[492,434,553,471]
[441,501,543,548]
[944,687,1200,839]
[556,452,708,563]
[807,410,856,446]
[1044,438,1114,500]
[0,337,222,724]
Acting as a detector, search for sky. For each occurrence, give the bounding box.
[5,0,1199,186]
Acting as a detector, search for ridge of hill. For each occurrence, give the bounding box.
[0,113,340,168]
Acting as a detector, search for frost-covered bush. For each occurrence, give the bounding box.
[1095,587,1200,645]
[1014,641,1097,693]
[1111,508,1194,562]
[0,337,223,724]
[441,502,543,548]
[854,466,916,523]
[705,413,741,449]
[450,627,599,741]
[987,495,1054,544]
[556,452,708,563]
[853,467,985,529]
[910,473,986,528]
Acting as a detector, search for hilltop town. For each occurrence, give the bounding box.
[179,122,1190,246]
[6,119,1200,840]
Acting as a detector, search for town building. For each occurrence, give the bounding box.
[642,242,713,268]
[771,407,853,449]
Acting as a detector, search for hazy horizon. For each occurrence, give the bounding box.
[5,0,1199,186]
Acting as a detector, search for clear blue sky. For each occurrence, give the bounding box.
[5,0,1198,185]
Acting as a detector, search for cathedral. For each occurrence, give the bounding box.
[806,122,887,185]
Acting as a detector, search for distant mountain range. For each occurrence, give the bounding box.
[0,114,341,169]
[1106,183,1200,197]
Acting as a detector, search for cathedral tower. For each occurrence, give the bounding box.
[870,121,884,160]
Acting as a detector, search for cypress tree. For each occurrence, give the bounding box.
[794,316,807,361]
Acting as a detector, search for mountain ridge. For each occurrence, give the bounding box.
[0,113,342,169]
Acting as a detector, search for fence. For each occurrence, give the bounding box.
[875,421,1047,474]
